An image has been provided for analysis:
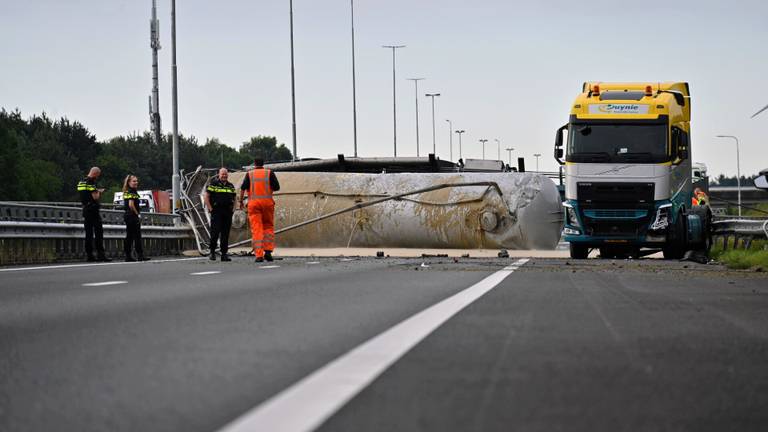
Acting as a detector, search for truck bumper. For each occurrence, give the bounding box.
[562,200,672,248]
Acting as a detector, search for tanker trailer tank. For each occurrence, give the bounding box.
[221,171,563,250]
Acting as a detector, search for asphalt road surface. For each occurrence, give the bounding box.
[1,255,766,432]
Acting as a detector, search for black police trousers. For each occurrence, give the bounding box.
[209,208,233,255]
[124,214,144,258]
[83,209,105,258]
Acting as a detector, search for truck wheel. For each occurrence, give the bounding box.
[570,243,589,259]
[663,210,686,259]
[689,205,713,253]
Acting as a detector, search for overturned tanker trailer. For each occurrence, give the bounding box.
[186,170,564,250]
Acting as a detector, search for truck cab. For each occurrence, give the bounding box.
[554,82,695,259]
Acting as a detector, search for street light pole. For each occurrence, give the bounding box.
[350,0,358,157]
[170,0,180,215]
[425,93,440,156]
[480,139,488,159]
[494,139,500,161]
[289,0,298,161]
[407,78,424,156]
[505,147,514,165]
[383,45,405,157]
[533,153,542,172]
[455,130,465,160]
[716,135,742,216]
[446,119,453,161]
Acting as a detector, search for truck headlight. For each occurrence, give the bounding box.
[650,204,672,231]
[563,202,580,228]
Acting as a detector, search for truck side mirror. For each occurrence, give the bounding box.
[554,124,567,165]
[755,173,768,190]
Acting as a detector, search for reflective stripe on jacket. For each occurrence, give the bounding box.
[77,181,96,192]
[249,168,273,200]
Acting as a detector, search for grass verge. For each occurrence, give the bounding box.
[710,238,768,270]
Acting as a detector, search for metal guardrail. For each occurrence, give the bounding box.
[0,221,191,239]
[0,202,194,265]
[712,218,768,250]
[0,201,177,227]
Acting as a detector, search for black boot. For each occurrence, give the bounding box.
[125,255,137,262]
[255,257,264,263]
[221,254,231,262]
[264,251,274,262]
[209,251,216,261]
[138,255,151,261]
[87,255,97,262]
[98,255,112,262]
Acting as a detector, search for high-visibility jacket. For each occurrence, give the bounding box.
[248,168,273,200]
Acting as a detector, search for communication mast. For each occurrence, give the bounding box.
[149,0,162,145]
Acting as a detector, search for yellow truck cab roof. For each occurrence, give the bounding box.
[571,82,690,123]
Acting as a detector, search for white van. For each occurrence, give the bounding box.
[113,190,156,213]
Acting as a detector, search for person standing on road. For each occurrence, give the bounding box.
[205,168,237,261]
[122,175,149,262]
[77,167,111,262]
[239,158,280,263]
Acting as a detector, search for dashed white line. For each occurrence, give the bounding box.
[217,258,530,432]
[190,271,221,276]
[82,281,128,287]
[306,261,320,265]
[259,265,281,269]
[0,257,207,273]
[339,258,356,262]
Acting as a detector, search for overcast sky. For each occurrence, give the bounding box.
[1,0,766,177]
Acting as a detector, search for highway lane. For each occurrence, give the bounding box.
[1,256,767,432]
[321,259,768,432]
[0,256,495,432]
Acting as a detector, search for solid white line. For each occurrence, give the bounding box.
[259,265,281,269]
[217,258,529,432]
[82,281,128,287]
[190,271,221,276]
[0,257,206,273]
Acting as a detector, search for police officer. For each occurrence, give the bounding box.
[122,174,150,262]
[77,167,111,262]
[205,168,237,261]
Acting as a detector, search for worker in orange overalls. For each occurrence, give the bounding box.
[692,187,709,206]
[238,158,280,262]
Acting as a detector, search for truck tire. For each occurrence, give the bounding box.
[689,205,713,253]
[663,210,687,259]
[570,243,589,259]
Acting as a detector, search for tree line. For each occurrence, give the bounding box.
[710,174,758,187]
[0,109,292,202]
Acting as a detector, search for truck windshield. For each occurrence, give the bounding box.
[566,123,668,163]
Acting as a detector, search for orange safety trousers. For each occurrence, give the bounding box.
[248,199,274,258]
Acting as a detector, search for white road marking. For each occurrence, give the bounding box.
[218,258,530,432]
[306,261,320,265]
[190,271,221,276]
[0,257,206,273]
[82,281,128,287]
[339,258,356,262]
[259,265,281,269]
